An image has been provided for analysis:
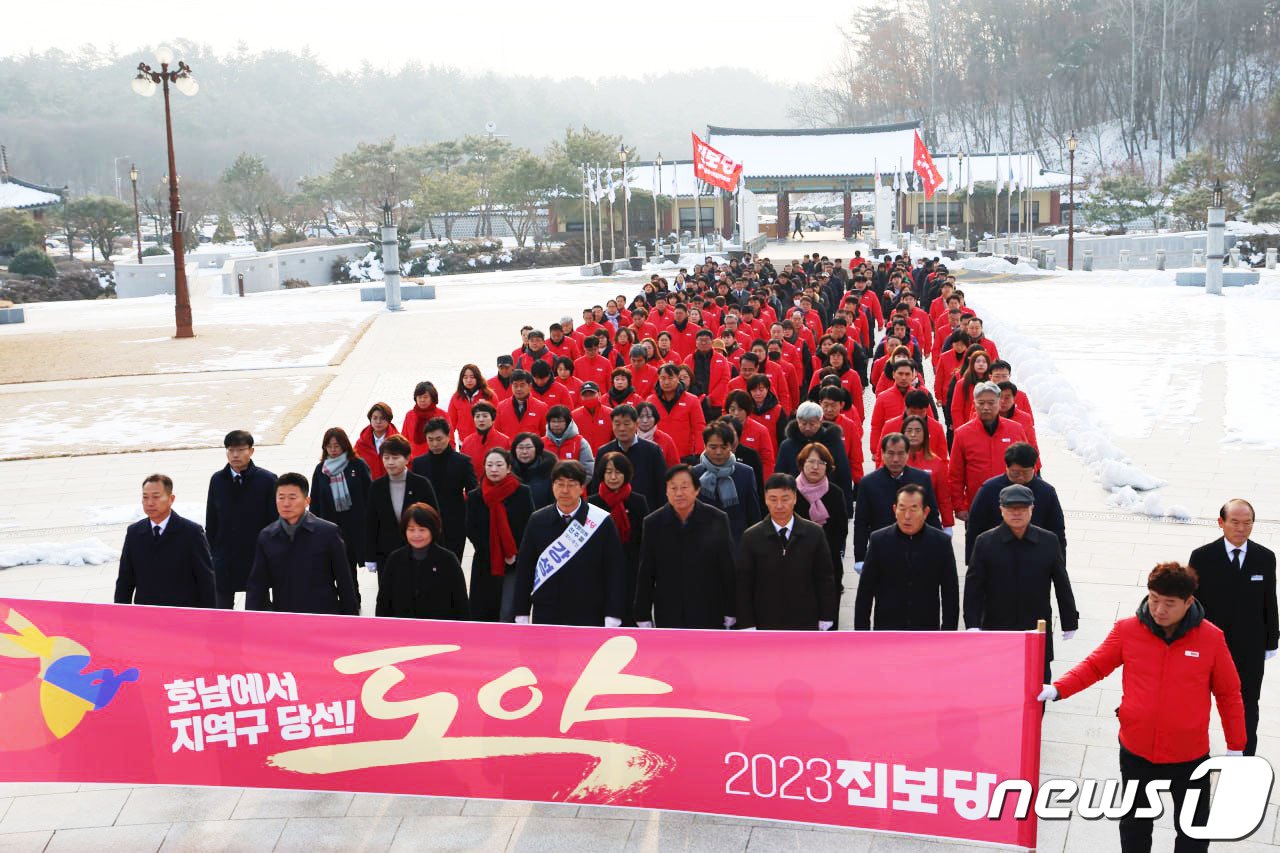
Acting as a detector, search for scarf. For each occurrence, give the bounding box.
[480,474,520,575]
[598,483,633,543]
[637,424,658,443]
[796,475,830,525]
[608,386,635,406]
[697,453,739,509]
[323,454,352,512]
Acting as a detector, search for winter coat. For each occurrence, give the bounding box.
[375,544,469,620]
[401,403,449,458]
[205,461,277,592]
[646,388,707,458]
[495,395,549,440]
[965,473,1066,564]
[736,516,839,630]
[636,501,737,628]
[366,473,439,565]
[512,501,627,626]
[310,455,373,566]
[949,417,1029,513]
[690,459,762,543]
[245,513,359,615]
[571,400,615,452]
[114,512,215,608]
[853,466,942,561]
[410,447,477,557]
[354,424,401,480]
[854,523,957,630]
[776,420,855,514]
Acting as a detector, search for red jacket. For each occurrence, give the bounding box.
[934,348,965,398]
[530,379,575,413]
[545,335,582,362]
[869,385,922,452]
[906,451,954,527]
[739,415,777,475]
[646,429,681,468]
[879,413,948,463]
[630,363,659,399]
[494,395,548,439]
[574,354,614,388]
[1004,409,1039,459]
[459,428,511,480]
[354,423,400,480]
[401,403,449,459]
[1055,608,1246,763]
[810,368,865,419]
[666,320,701,359]
[514,347,555,372]
[571,400,615,451]
[949,417,1027,512]
[486,376,514,403]
[683,351,732,408]
[447,390,495,445]
[646,391,707,458]
[829,414,865,484]
[975,337,1000,361]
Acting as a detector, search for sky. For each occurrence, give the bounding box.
[1,0,866,82]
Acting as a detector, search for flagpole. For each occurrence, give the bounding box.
[694,178,702,251]
[651,160,659,254]
[596,165,605,263]
[1006,155,1013,256]
[581,164,590,266]
[607,170,616,262]
[965,152,972,251]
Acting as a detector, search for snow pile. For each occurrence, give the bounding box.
[972,298,1186,520]
[951,255,1050,276]
[0,538,115,569]
[87,502,206,526]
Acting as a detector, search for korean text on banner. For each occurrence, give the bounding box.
[692,133,743,193]
[0,598,1044,849]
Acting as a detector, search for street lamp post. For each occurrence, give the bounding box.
[129,164,143,264]
[619,144,630,261]
[1067,132,1078,271]
[957,151,966,250]
[113,155,132,201]
[132,47,198,339]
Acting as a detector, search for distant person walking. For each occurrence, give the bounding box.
[792,213,805,240]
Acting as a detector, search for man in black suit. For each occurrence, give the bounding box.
[591,405,668,512]
[635,465,737,629]
[853,432,941,571]
[114,474,215,608]
[965,442,1066,564]
[411,416,476,560]
[1189,498,1279,755]
[366,435,439,572]
[513,460,627,627]
[206,429,277,609]
[246,473,359,615]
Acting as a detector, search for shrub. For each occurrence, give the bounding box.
[0,270,110,303]
[8,246,56,278]
[281,278,311,289]
[142,246,171,257]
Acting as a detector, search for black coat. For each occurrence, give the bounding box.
[592,437,668,512]
[114,512,215,608]
[964,524,1078,661]
[776,421,855,513]
[853,466,942,561]
[205,461,277,591]
[465,483,535,578]
[366,473,439,565]
[375,544,469,620]
[635,501,736,628]
[411,447,477,556]
[513,451,558,510]
[855,524,958,630]
[1189,538,1279,679]
[245,512,359,615]
[512,501,628,626]
[310,456,373,566]
[965,474,1066,564]
[588,491,649,620]
[737,517,839,630]
[795,481,849,590]
[690,460,762,543]
[733,444,766,506]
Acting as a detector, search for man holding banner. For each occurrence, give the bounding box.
[513,460,627,627]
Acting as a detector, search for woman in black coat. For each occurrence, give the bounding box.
[376,503,469,620]
[510,432,557,510]
[310,427,373,586]
[589,451,649,626]
[466,447,535,622]
[792,442,850,599]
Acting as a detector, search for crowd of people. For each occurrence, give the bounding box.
[113,249,1276,849]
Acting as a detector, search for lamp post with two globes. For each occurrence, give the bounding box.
[132,47,199,338]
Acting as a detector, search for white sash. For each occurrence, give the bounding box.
[532,504,611,594]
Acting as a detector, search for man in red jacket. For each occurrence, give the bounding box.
[951,382,1026,518]
[1040,562,1246,852]
[684,330,730,417]
[571,382,614,452]
[495,370,548,438]
[573,335,613,388]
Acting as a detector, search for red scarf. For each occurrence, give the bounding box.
[597,483,632,543]
[480,474,520,575]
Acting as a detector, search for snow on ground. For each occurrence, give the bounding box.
[0,538,114,568]
[950,255,1051,276]
[88,502,205,527]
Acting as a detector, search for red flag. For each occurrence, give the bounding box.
[692,133,743,192]
[912,130,944,200]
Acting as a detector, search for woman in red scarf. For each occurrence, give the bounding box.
[353,402,400,479]
[465,447,534,622]
[447,364,496,447]
[401,381,450,459]
[588,451,649,626]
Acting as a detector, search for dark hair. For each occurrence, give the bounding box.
[484,446,514,466]
[320,427,355,461]
[763,472,797,494]
[797,441,834,470]
[596,450,634,484]
[456,364,494,400]
[950,331,972,347]
[1004,441,1039,468]
[990,359,1012,373]
[224,429,254,448]
[530,360,551,379]
[903,389,931,409]
[900,414,934,460]
[658,363,681,378]
[546,405,573,426]
[895,482,927,504]
[880,432,908,452]
[890,359,915,375]
[739,352,760,368]
[424,417,451,437]
[724,389,753,412]
[702,420,736,447]
[550,459,588,485]
[635,402,660,423]
[412,381,439,404]
[276,472,310,497]
[380,434,413,459]
[1148,562,1199,600]
[367,402,394,422]
[1219,498,1256,521]
[510,369,533,384]
[472,400,497,418]
[611,404,638,422]
[997,379,1019,396]
[665,463,698,487]
[555,356,575,373]
[400,501,442,539]
[746,374,771,392]
[142,473,173,493]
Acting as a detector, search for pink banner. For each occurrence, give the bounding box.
[0,599,1043,848]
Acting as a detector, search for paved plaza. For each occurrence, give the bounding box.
[2,239,1279,850]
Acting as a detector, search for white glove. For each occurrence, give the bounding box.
[943,527,954,538]
[1036,685,1058,702]
[1226,750,1244,756]
[854,561,864,575]
[966,627,981,632]
[818,621,833,631]
[504,555,516,565]
[1267,650,1277,661]
[514,615,530,624]
[1062,630,1076,641]
[637,621,654,628]
[724,616,737,629]
[604,617,622,628]
[365,562,377,573]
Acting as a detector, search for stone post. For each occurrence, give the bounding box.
[1206,203,1225,295]
[382,211,403,312]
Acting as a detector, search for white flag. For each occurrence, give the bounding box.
[583,165,593,203]
[671,163,679,199]
[967,153,974,196]
[1007,157,1016,194]
[587,167,599,205]
[595,166,606,203]
[624,166,631,202]
[607,168,616,200]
